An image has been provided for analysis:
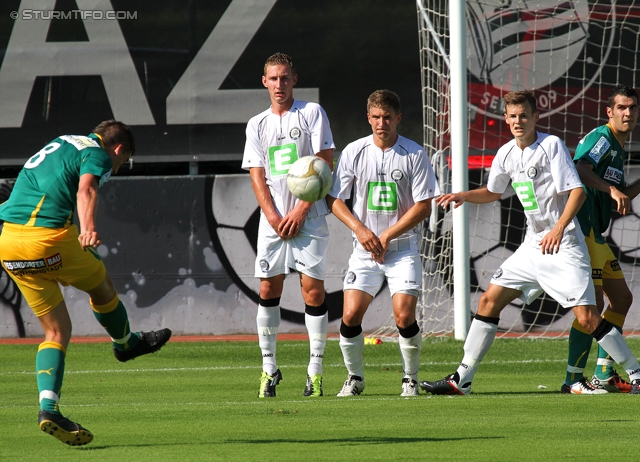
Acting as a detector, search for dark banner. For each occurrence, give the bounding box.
[0,0,422,164]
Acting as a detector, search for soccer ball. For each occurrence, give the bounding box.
[286,156,332,202]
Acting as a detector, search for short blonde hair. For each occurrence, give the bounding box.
[367,90,401,114]
[263,53,296,76]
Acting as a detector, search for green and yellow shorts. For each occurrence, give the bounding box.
[0,223,106,316]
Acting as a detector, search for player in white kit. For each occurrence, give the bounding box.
[326,90,440,396]
[242,53,335,398]
[419,90,640,395]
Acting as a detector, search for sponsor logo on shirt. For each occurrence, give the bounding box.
[603,166,622,184]
[367,181,398,214]
[268,143,299,177]
[512,181,539,212]
[60,135,99,151]
[588,136,610,163]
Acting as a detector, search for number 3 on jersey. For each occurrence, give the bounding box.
[512,181,539,212]
[24,142,61,169]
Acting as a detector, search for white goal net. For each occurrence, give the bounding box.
[372,0,640,340]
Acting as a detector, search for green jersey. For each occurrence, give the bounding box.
[0,134,112,228]
[573,124,626,244]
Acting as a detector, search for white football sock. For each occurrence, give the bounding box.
[596,327,640,381]
[457,318,498,386]
[305,311,328,376]
[398,331,422,381]
[257,304,280,375]
[339,332,365,379]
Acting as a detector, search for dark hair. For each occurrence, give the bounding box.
[264,52,296,76]
[367,89,401,114]
[93,120,135,156]
[503,90,537,114]
[608,84,638,107]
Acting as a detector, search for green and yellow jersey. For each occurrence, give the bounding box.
[0,134,112,228]
[573,124,626,244]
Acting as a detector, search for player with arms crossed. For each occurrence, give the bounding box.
[326,90,440,397]
[0,120,172,445]
[243,53,334,398]
[562,85,640,394]
[419,91,640,395]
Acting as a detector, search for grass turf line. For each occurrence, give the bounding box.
[2,337,639,461]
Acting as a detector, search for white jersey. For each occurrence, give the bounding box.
[487,132,584,245]
[242,99,335,218]
[329,134,440,245]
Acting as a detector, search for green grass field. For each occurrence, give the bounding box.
[2,337,639,461]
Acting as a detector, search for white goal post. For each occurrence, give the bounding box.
[371,0,640,341]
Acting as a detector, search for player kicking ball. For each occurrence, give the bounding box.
[0,121,171,445]
[326,90,440,397]
[419,91,640,396]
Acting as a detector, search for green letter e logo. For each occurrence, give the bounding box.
[269,143,298,177]
[368,182,397,214]
[512,181,539,212]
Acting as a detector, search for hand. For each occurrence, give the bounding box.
[369,232,391,263]
[435,193,465,209]
[78,230,101,250]
[610,187,631,215]
[355,225,383,257]
[539,224,564,255]
[277,205,308,239]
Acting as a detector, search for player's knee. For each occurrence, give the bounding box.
[394,310,416,329]
[574,306,601,333]
[477,294,501,317]
[259,275,285,300]
[86,274,117,306]
[259,283,282,300]
[342,309,364,326]
[302,287,324,306]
